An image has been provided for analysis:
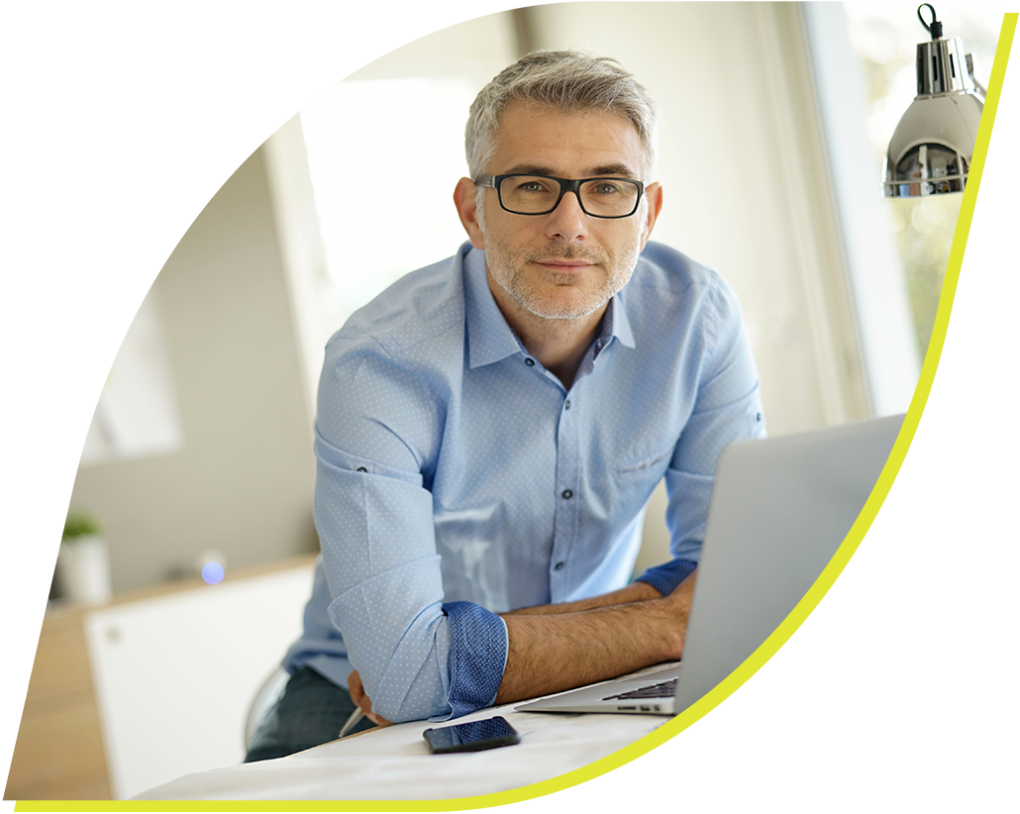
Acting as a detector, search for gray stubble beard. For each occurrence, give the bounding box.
[477,196,641,321]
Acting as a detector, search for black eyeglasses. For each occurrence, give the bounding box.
[475,174,645,219]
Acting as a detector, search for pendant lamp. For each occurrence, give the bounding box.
[883,4,985,197]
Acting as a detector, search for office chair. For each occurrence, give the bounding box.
[243,666,290,752]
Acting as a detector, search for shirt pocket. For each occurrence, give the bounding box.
[609,441,677,521]
[614,442,676,478]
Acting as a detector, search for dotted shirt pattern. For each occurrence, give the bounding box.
[284,241,767,723]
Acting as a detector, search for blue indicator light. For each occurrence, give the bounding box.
[202,562,225,585]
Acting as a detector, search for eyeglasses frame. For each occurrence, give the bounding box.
[474,173,646,219]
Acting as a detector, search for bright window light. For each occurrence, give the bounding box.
[301,78,479,321]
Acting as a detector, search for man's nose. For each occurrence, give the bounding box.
[544,190,589,242]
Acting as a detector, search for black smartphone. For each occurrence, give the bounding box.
[422,716,521,753]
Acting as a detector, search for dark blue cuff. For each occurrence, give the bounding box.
[442,600,508,718]
[635,558,698,596]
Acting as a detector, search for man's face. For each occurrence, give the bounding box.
[457,101,661,322]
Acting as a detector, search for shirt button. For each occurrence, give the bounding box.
[525,358,535,367]
[561,489,573,499]
[565,400,571,410]
[356,467,368,473]
[554,561,565,571]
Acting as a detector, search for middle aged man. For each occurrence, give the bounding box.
[246,50,766,762]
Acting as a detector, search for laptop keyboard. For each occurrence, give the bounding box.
[603,678,677,701]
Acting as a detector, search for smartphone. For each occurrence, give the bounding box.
[422,716,521,753]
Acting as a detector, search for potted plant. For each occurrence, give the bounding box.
[56,512,113,604]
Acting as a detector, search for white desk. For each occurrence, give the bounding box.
[134,686,673,801]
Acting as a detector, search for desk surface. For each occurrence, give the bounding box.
[135,679,672,802]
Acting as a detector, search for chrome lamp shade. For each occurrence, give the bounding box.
[884,10,985,198]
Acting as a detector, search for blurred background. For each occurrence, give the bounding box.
[7,1,1002,802]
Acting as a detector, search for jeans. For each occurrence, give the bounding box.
[244,666,378,762]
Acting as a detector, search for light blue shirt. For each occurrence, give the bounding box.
[283,241,766,722]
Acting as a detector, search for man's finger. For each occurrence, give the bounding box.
[349,672,374,716]
[348,671,392,725]
[348,670,365,704]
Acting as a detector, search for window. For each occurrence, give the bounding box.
[79,289,182,467]
[301,77,481,326]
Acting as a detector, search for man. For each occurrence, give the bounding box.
[246,50,765,762]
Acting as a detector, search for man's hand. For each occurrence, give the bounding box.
[347,670,392,727]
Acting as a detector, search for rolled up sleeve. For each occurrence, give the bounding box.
[315,337,508,722]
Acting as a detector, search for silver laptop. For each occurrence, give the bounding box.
[516,413,904,716]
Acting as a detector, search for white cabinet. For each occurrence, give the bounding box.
[82,560,315,799]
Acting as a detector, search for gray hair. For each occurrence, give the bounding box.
[465,51,659,182]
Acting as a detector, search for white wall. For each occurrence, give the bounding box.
[69,150,319,592]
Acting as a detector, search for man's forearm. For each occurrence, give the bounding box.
[494,574,695,705]
[505,580,662,616]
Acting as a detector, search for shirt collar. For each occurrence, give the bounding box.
[599,292,636,353]
[463,246,637,369]
[464,247,524,369]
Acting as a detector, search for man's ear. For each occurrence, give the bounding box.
[454,177,485,250]
[638,182,664,251]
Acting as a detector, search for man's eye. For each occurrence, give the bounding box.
[513,179,554,194]
[591,181,623,195]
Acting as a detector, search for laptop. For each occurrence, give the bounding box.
[516,413,904,716]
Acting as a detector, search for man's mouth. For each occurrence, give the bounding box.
[533,259,596,270]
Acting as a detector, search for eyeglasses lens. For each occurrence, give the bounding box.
[498,176,640,217]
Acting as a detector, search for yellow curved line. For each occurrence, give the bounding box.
[15,12,1017,814]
